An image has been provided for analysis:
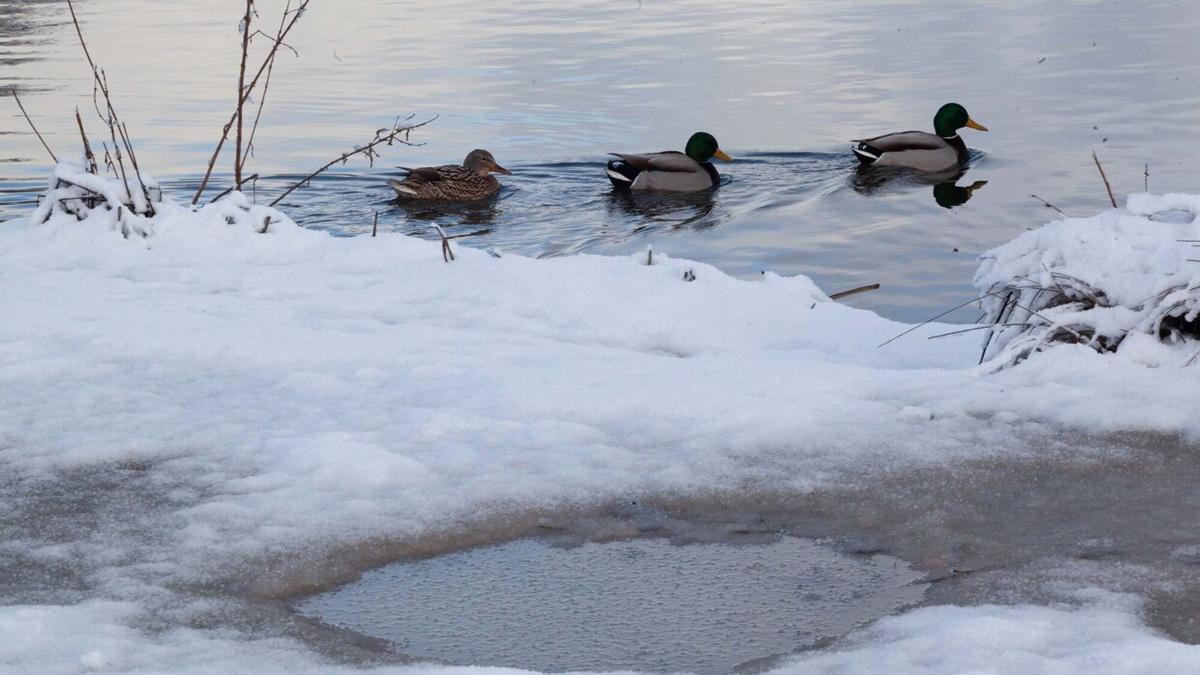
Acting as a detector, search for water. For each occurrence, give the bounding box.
[297,536,924,674]
[2,0,1197,322]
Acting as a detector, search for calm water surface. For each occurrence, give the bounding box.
[2,0,1197,321]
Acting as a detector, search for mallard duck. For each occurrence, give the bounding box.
[606,132,732,192]
[852,103,987,171]
[389,149,510,201]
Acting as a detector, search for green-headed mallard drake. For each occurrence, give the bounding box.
[852,103,987,171]
[606,132,732,192]
[389,149,510,201]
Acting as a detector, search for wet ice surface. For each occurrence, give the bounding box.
[286,432,1200,671]
[297,537,924,674]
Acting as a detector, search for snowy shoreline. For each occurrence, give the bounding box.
[2,181,1199,673]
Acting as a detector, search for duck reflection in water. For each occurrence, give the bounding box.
[390,189,504,232]
[606,188,719,231]
[851,165,987,210]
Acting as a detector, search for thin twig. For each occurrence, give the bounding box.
[979,291,1013,363]
[192,0,312,204]
[9,90,57,162]
[371,210,378,237]
[240,1,291,177]
[1092,151,1117,209]
[117,121,154,209]
[829,283,880,301]
[1030,194,1068,216]
[268,115,436,207]
[74,108,96,172]
[435,225,454,262]
[1144,163,1149,192]
[205,174,258,205]
[879,290,1012,348]
[234,0,254,189]
[259,215,271,234]
[66,0,153,214]
[928,323,1032,340]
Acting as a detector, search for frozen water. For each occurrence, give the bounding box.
[297,537,924,674]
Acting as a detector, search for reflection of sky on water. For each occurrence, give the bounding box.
[1,0,1197,321]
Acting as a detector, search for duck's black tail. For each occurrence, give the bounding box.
[851,141,881,165]
[606,159,640,190]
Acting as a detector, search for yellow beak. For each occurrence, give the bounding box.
[713,149,733,162]
[965,118,988,132]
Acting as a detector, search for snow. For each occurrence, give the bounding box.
[778,592,1200,674]
[974,193,1200,365]
[2,169,1200,673]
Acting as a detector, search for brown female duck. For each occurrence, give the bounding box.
[389,149,511,201]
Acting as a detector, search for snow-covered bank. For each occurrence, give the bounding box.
[2,180,1199,673]
[976,194,1200,366]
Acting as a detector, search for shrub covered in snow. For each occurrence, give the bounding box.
[31,162,293,239]
[974,194,1200,368]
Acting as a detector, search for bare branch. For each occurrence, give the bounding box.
[1092,151,1117,209]
[74,108,96,172]
[234,0,254,189]
[239,0,292,178]
[1030,194,1068,216]
[193,0,312,204]
[829,283,881,301]
[268,115,436,207]
[10,90,58,163]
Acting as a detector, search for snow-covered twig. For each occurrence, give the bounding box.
[65,0,154,216]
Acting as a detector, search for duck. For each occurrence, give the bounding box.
[851,103,987,172]
[606,132,732,192]
[389,149,510,201]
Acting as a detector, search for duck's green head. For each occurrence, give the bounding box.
[685,132,732,163]
[933,103,988,138]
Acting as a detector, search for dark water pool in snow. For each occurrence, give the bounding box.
[2,0,1198,322]
[296,537,924,674]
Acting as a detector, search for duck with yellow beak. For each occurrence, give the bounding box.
[851,103,988,172]
[606,132,732,192]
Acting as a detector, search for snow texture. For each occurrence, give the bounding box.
[975,194,1200,366]
[2,168,1199,673]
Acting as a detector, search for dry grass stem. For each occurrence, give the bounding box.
[1092,151,1117,208]
[10,90,58,162]
[829,283,881,301]
[74,108,97,172]
[1030,194,1068,216]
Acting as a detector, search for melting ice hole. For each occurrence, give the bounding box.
[296,536,924,674]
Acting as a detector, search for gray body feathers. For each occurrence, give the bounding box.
[852,131,967,172]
